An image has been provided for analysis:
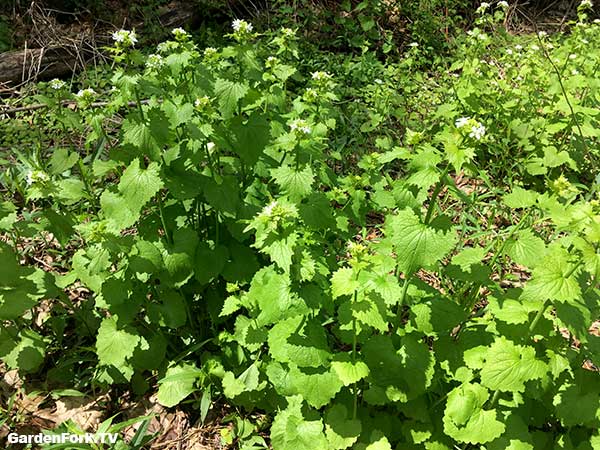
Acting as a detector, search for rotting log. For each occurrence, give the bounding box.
[0,1,200,86]
[0,47,78,84]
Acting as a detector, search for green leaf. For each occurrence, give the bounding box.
[365,436,393,450]
[271,395,327,450]
[521,244,581,303]
[223,112,270,166]
[0,242,58,320]
[384,208,457,274]
[287,365,344,408]
[271,165,315,201]
[479,337,548,392]
[553,376,600,427]
[157,363,201,407]
[0,328,46,372]
[325,404,362,449]
[248,267,306,326]
[487,292,537,325]
[214,78,249,119]
[268,315,332,368]
[101,159,163,232]
[443,383,505,444]
[49,148,79,174]
[505,230,546,268]
[0,201,17,230]
[95,317,140,381]
[203,176,240,215]
[222,364,262,398]
[331,355,370,386]
[504,187,538,209]
[363,334,435,403]
[331,267,359,299]
[451,247,486,272]
[194,243,229,285]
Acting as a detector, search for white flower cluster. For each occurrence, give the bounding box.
[498,0,509,8]
[26,170,50,186]
[455,117,486,140]
[311,71,332,81]
[281,27,295,38]
[204,47,218,58]
[259,200,298,223]
[49,79,66,90]
[75,88,96,100]
[146,54,164,70]
[194,96,211,108]
[580,0,593,8]
[157,41,178,54]
[289,119,312,135]
[266,55,278,67]
[172,27,189,41]
[232,19,253,34]
[112,29,137,47]
[467,28,489,41]
[470,123,486,140]
[476,2,490,13]
[303,87,318,102]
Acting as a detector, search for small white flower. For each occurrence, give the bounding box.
[304,87,318,102]
[469,123,486,140]
[311,71,332,81]
[112,29,137,47]
[580,0,593,8]
[263,201,277,217]
[146,54,164,70]
[569,53,577,59]
[49,79,66,90]
[374,78,383,84]
[506,48,513,55]
[408,42,419,47]
[498,0,509,8]
[207,142,215,151]
[531,44,540,51]
[515,44,523,50]
[538,31,547,37]
[157,42,171,54]
[476,2,491,13]
[290,119,311,135]
[194,96,211,108]
[172,27,189,39]
[455,117,471,128]
[232,19,253,33]
[75,88,96,99]
[204,47,218,58]
[26,169,49,186]
[572,69,580,75]
[281,27,295,37]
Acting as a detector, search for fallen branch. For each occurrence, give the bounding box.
[0,99,152,116]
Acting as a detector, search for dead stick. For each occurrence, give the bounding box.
[0,99,152,116]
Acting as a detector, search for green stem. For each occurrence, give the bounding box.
[529,300,549,335]
[134,89,145,122]
[396,275,411,330]
[157,194,171,245]
[352,288,358,420]
[424,165,450,224]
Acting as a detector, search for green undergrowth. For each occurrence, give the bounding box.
[1,2,600,449]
